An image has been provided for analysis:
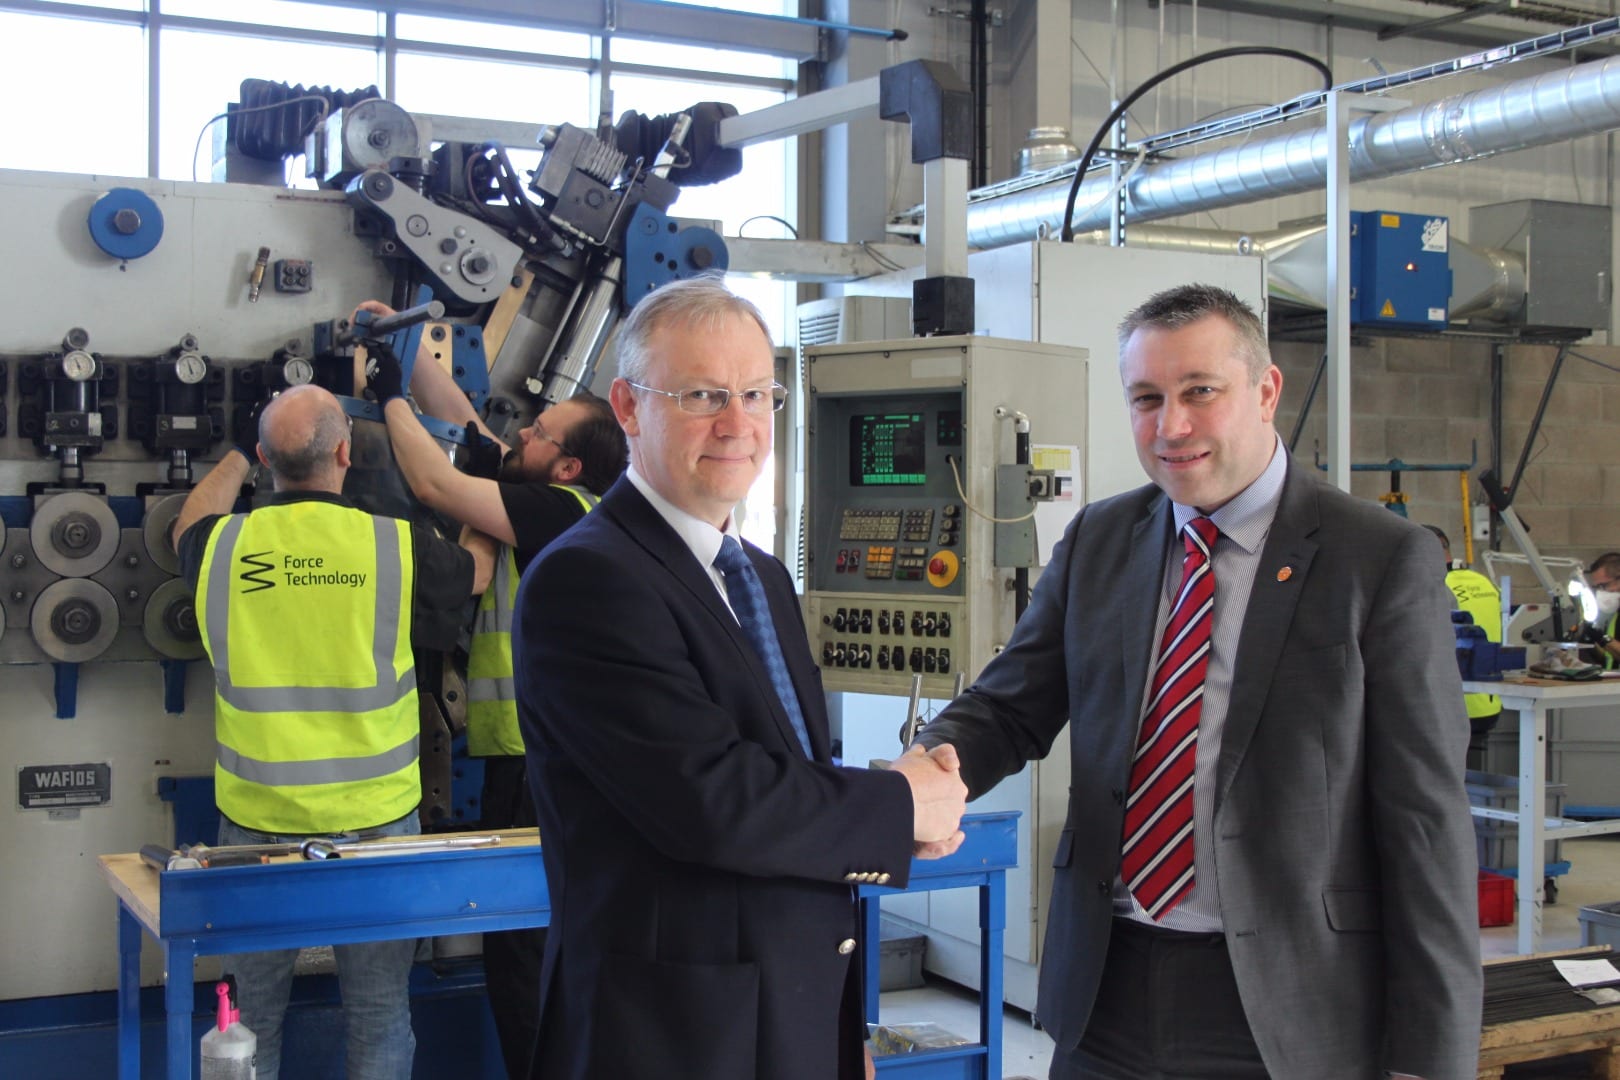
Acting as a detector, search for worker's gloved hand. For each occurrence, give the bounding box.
[1579,622,1613,649]
[233,397,265,465]
[365,339,406,405]
[463,419,504,481]
[613,102,742,187]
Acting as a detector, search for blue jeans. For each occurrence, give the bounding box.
[217,812,420,1080]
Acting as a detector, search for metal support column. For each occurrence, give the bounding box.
[923,157,970,280]
[1325,92,1402,493]
[1326,91,1352,494]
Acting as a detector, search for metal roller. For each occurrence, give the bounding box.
[142,493,188,576]
[31,578,119,663]
[31,492,120,577]
[141,577,204,661]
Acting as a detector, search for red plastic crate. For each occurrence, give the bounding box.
[1479,870,1515,927]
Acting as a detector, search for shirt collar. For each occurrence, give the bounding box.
[270,489,354,509]
[625,465,742,570]
[1171,432,1287,554]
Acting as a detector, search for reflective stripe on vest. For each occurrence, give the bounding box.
[197,501,419,833]
[466,484,598,757]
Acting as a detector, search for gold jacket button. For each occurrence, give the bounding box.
[838,938,856,955]
[843,872,859,882]
[876,872,891,884]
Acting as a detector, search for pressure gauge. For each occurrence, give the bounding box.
[282,356,314,386]
[61,350,96,383]
[175,351,208,385]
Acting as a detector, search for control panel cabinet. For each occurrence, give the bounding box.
[803,336,1086,695]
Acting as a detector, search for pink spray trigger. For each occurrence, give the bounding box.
[214,980,236,1033]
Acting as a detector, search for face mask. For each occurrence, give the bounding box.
[1595,590,1620,620]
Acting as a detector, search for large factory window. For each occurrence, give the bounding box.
[0,12,146,175]
[161,0,380,34]
[394,12,591,57]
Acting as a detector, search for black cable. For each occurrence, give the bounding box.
[1059,47,1333,242]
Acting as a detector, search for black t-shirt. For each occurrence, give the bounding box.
[498,480,592,573]
[176,490,473,651]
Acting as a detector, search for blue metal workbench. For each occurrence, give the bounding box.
[99,829,549,1080]
[104,812,1019,1080]
[861,810,1020,1080]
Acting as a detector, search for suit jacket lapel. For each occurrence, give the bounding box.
[1123,496,1175,732]
[599,479,823,760]
[1214,462,1319,813]
[599,479,735,627]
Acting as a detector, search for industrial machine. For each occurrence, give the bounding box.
[802,335,1086,697]
[0,84,730,1021]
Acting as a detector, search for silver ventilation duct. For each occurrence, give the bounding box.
[966,53,1620,250]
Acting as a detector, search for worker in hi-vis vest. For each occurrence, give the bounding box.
[355,299,627,1080]
[1579,551,1620,669]
[171,384,490,1080]
[1423,524,1502,738]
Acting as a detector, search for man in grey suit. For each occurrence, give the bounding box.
[917,284,1481,1080]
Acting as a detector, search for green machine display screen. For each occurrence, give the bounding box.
[850,412,926,485]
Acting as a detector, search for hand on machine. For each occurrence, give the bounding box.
[363,336,406,405]
[1578,621,1614,650]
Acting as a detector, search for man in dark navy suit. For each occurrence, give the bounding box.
[512,274,968,1080]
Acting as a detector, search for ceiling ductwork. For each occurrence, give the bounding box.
[965,52,1620,250]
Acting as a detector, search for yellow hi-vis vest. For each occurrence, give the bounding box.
[465,484,599,757]
[196,500,419,833]
[1446,566,1502,719]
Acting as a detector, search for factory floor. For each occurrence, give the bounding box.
[877,836,1620,1079]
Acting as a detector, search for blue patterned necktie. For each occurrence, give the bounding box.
[714,535,813,757]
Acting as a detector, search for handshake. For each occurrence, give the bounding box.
[890,743,969,859]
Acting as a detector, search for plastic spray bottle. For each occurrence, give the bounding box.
[200,975,256,1079]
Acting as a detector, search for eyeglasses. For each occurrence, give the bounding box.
[1593,576,1620,593]
[627,380,788,416]
[529,417,575,457]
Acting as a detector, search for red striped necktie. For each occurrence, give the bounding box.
[1120,515,1219,921]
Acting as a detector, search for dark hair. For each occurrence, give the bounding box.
[1589,552,1620,577]
[564,391,628,496]
[1117,283,1270,383]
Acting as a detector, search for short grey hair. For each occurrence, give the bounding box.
[261,402,349,483]
[1117,283,1270,384]
[614,272,773,386]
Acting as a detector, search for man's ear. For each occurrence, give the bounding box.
[610,378,640,438]
[553,453,583,484]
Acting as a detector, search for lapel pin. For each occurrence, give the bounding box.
[1276,566,1293,582]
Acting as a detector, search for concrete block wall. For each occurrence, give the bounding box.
[1270,337,1620,593]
